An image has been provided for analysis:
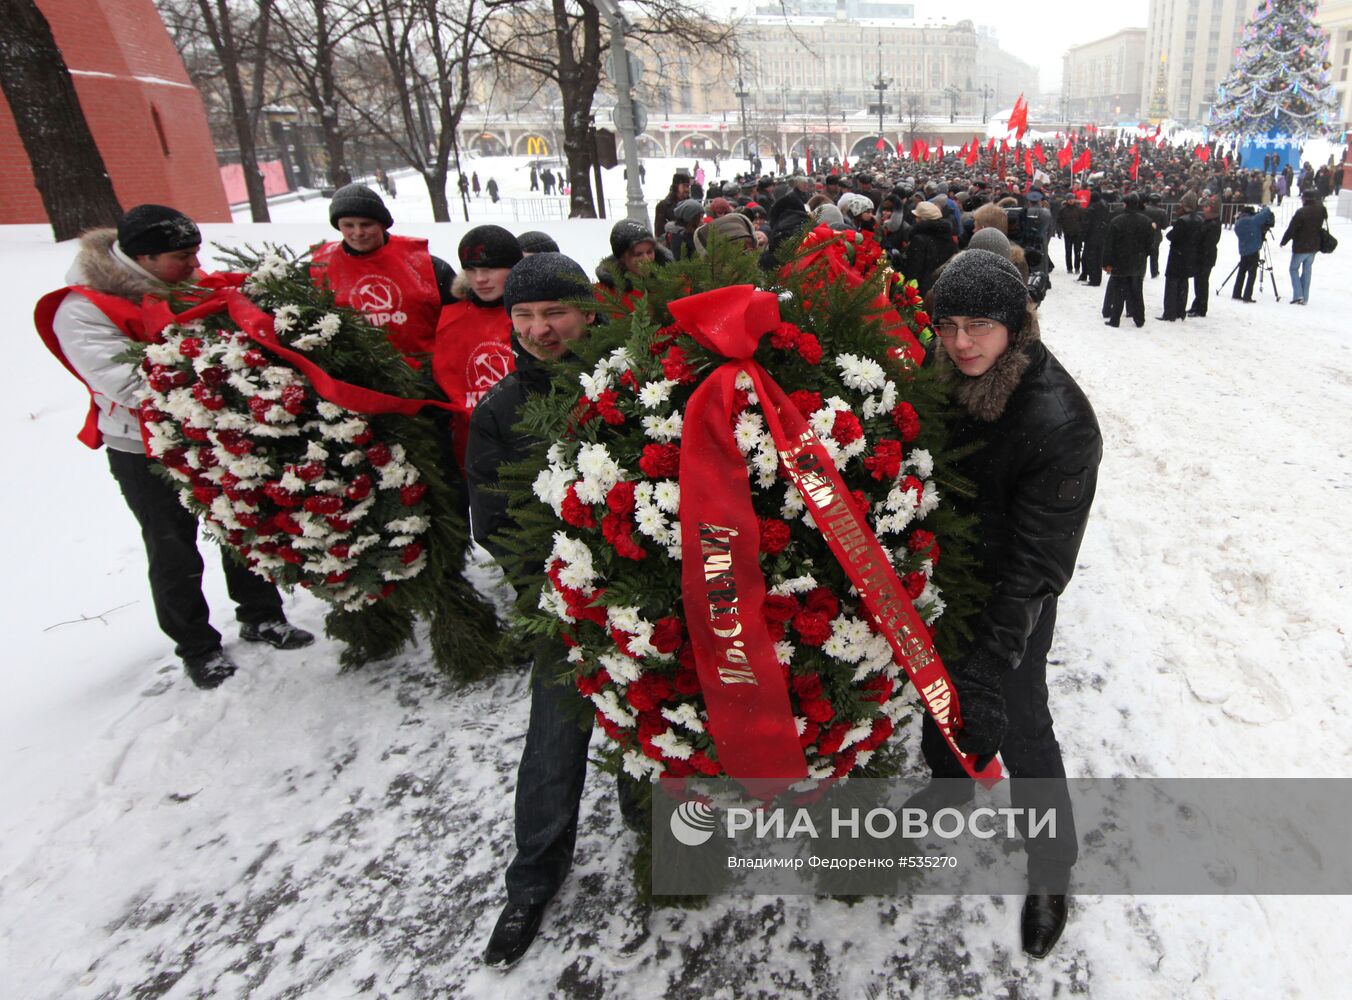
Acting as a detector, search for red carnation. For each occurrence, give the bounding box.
[800,697,835,723]
[758,517,791,555]
[902,571,927,599]
[273,513,303,535]
[770,322,800,350]
[181,425,210,443]
[576,668,612,697]
[792,610,832,646]
[762,594,799,625]
[804,587,840,620]
[673,666,701,695]
[326,516,352,532]
[798,721,820,748]
[366,442,392,467]
[243,349,268,367]
[795,333,823,365]
[177,337,202,358]
[295,461,325,482]
[214,431,253,456]
[908,529,936,553]
[639,443,681,479]
[690,751,722,776]
[248,396,273,423]
[325,570,350,585]
[199,365,227,386]
[352,429,373,446]
[328,543,350,558]
[263,482,300,508]
[891,401,920,442]
[606,480,636,516]
[561,483,596,529]
[277,546,305,565]
[817,722,852,756]
[661,345,697,384]
[831,750,858,778]
[400,542,423,565]
[192,485,220,505]
[594,389,625,426]
[788,390,824,416]
[345,474,373,501]
[651,616,684,654]
[302,496,343,515]
[901,475,925,506]
[601,512,646,560]
[400,483,428,506]
[626,672,675,712]
[791,672,824,701]
[864,439,904,481]
[861,675,894,703]
[831,410,863,445]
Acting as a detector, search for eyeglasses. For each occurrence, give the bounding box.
[934,318,1000,339]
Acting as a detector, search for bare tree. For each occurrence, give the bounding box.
[337,0,484,222]
[270,0,364,186]
[902,92,926,149]
[186,0,276,221]
[0,0,122,239]
[484,0,735,218]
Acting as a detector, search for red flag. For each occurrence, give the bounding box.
[1000,136,1009,154]
[843,157,850,172]
[1195,144,1211,162]
[1057,137,1074,168]
[1129,143,1140,180]
[875,136,887,151]
[1072,148,1092,172]
[965,139,980,166]
[805,145,813,174]
[935,140,944,160]
[986,137,996,152]
[1024,149,1034,176]
[1032,142,1046,165]
[1008,93,1028,139]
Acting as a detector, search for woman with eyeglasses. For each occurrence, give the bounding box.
[916,249,1103,960]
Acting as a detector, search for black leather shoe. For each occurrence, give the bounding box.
[1103,320,1119,327]
[483,901,548,968]
[1021,894,1068,959]
[182,650,237,689]
[1155,315,1175,321]
[240,620,315,650]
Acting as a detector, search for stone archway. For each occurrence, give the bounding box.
[851,135,895,158]
[468,131,508,156]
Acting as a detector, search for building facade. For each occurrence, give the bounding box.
[1142,0,1261,125]
[1319,0,1352,138]
[1063,28,1148,122]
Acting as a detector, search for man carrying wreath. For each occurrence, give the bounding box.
[35,205,313,690]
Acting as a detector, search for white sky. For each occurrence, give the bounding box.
[713,0,1152,94]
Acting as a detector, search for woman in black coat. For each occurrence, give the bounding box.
[898,200,956,293]
[918,249,1102,960]
[1160,191,1202,320]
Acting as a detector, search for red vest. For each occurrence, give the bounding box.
[432,299,515,467]
[311,235,441,356]
[34,286,154,449]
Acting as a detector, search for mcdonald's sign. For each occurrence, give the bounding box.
[526,136,549,156]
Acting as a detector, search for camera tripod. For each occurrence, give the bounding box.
[1217,231,1281,302]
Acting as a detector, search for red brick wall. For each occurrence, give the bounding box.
[0,0,230,229]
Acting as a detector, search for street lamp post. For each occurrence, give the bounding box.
[736,63,751,163]
[944,85,960,124]
[595,0,647,226]
[872,40,890,155]
[979,84,994,125]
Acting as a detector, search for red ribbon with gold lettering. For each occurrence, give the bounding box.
[671,285,1001,790]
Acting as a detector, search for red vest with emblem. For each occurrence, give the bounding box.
[33,286,156,449]
[311,235,441,356]
[432,299,515,467]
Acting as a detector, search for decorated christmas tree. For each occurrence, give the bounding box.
[1212,0,1338,140]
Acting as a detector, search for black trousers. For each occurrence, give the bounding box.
[1148,245,1160,278]
[1161,273,1191,320]
[1190,267,1214,315]
[1233,253,1259,300]
[1063,237,1083,274]
[107,448,284,662]
[1104,274,1145,326]
[921,599,1077,891]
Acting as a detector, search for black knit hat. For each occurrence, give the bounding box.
[502,253,592,313]
[930,249,1029,333]
[517,230,560,254]
[328,184,393,229]
[116,204,201,257]
[459,225,523,269]
[609,219,656,258]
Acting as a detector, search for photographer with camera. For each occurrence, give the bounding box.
[1231,204,1274,303]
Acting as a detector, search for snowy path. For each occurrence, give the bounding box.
[4,167,1352,998]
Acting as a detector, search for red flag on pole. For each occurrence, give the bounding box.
[1057,137,1074,168]
[1072,148,1092,172]
[966,139,980,166]
[875,136,887,151]
[935,140,944,160]
[805,145,813,174]
[1008,93,1028,140]
[1195,144,1211,162]
[1024,149,1034,176]
[1129,143,1140,180]
[1032,142,1046,165]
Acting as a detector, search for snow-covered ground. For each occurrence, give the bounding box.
[4,157,1352,998]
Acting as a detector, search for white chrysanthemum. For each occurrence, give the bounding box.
[651,730,695,760]
[604,346,633,371]
[566,646,585,664]
[315,400,343,420]
[634,505,669,542]
[386,516,430,534]
[641,413,683,442]
[600,651,642,684]
[607,605,643,633]
[278,470,305,492]
[593,689,637,727]
[313,313,342,337]
[733,410,766,454]
[638,379,677,409]
[652,480,680,514]
[780,486,806,518]
[623,750,665,779]
[769,575,817,596]
[917,480,940,518]
[907,448,934,479]
[579,367,611,398]
[547,442,570,466]
[774,640,796,665]
[533,466,574,514]
[261,365,297,387]
[272,304,302,333]
[304,441,329,462]
[143,342,181,366]
[539,587,571,621]
[837,353,887,393]
[341,450,365,468]
[822,634,852,661]
[661,703,706,734]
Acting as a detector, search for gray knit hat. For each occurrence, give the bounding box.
[966,228,1014,260]
[517,230,560,254]
[930,249,1029,333]
[328,184,393,229]
[502,253,592,312]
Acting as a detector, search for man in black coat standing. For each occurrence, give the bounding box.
[1101,193,1156,328]
[920,249,1102,959]
[1159,192,1202,321]
[1078,190,1111,286]
[1188,194,1224,317]
[1143,194,1169,278]
[469,254,616,971]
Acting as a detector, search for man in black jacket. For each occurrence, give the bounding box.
[1188,194,1224,317]
[1143,194,1169,279]
[1160,192,1202,321]
[468,254,604,970]
[920,249,1102,959]
[1078,190,1111,286]
[1101,193,1156,327]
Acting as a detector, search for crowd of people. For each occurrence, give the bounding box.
[35,132,1343,971]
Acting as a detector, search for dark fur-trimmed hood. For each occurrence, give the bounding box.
[935,303,1042,422]
[68,228,172,302]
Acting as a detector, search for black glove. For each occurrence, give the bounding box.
[950,646,1007,769]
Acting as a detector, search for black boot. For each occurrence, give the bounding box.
[902,778,975,815]
[1021,894,1068,959]
[483,901,548,968]
[240,619,315,649]
[182,649,237,690]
